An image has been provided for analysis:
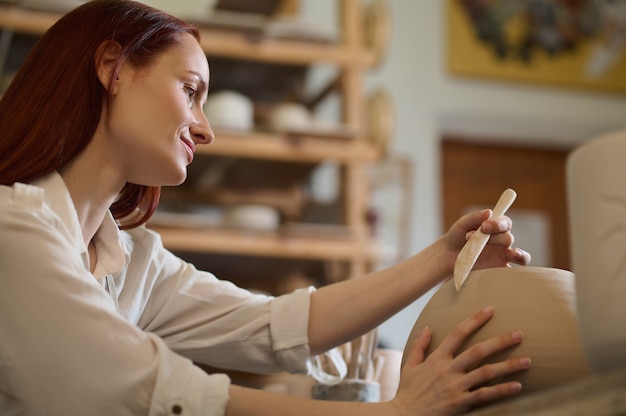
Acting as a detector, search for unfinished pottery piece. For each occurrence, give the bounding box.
[567,129,626,373]
[403,267,591,399]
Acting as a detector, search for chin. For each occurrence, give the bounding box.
[166,172,188,186]
[144,167,188,187]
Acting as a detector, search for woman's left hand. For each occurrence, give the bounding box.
[441,209,531,275]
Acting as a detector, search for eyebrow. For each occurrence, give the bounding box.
[195,71,209,91]
[188,71,208,94]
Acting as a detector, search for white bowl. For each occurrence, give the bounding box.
[268,103,312,133]
[222,205,279,232]
[204,90,253,131]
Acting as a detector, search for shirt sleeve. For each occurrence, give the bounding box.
[0,185,230,415]
[127,226,315,375]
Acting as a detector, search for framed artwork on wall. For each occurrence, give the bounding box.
[446,0,626,93]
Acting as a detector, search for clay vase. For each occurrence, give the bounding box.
[567,129,626,374]
[402,267,591,400]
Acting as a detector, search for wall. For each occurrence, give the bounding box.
[301,1,626,350]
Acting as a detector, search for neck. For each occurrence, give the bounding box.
[59,146,125,246]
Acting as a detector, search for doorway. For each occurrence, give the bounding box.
[441,137,571,270]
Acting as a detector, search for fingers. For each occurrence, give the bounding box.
[461,211,517,239]
[467,211,532,267]
[462,355,530,407]
[453,330,524,372]
[466,229,514,247]
[448,312,530,406]
[465,380,524,408]
[433,307,528,374]
[436,306,495,356]
[404,326,431,368]
[394,306,529,414]
[464,355,531,390]
[480,215,512,234]
[465,213,513,243]
[458,209,491,235]
[506,247,531,266]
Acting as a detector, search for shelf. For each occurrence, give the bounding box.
[0,5,59,34]
[2,0,387,283]
[0,5,375,67]
[203,129,379,163]
[147,225,380,262]
[198,27,373,67]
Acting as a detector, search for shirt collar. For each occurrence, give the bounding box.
[31,172,128,279]
[92,211,127,279]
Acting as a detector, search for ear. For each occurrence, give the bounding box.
[94,41,123,95]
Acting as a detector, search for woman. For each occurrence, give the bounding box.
[0,1,531,415]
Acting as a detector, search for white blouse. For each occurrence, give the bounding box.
[0,172,314,415]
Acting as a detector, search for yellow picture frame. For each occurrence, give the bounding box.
[446,0,626,93]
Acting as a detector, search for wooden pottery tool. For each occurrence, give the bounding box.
[453,188,517,291]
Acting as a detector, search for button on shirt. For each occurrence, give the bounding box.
[0,172,315,415]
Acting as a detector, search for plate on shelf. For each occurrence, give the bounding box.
[280,223,352,240]
[281,125,357,140]
[149,210,223,229]
[254,123,357,140]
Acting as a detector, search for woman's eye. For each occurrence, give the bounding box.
[184,85,197,101]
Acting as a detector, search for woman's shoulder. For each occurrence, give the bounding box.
[0,181,46,211]
[0,172,75,223]
[0,180,60,235]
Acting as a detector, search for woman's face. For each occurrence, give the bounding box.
[106,33,213,187]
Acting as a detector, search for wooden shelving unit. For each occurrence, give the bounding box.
[194,129,379,163]
[0,4,375,66]
[149,227,378,261]
[0,0,391,289]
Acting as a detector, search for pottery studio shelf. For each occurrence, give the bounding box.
[199,128,379,163]
[0,4,375,67]
[0,0,390,286]
[148,225,380,262]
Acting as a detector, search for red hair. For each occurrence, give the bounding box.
[0,0,200,229]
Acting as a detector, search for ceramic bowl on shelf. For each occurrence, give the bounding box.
[204,90,254,131]
[402,266,591,403]
[222,204,280,232]
[268,102,313,133]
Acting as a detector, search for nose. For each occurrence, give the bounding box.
[191,112,215,145]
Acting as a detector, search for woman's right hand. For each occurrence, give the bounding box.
[390,306,531,416]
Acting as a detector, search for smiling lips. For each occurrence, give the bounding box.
[181,137,195,163]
